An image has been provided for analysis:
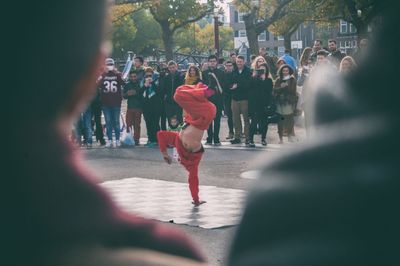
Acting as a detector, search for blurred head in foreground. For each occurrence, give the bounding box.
[228,1,400,265]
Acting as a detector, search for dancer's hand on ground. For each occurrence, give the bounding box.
[163,154,172,164]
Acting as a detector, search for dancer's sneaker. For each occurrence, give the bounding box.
[248,142,255,148]
[214,142,221,146]
[192,200,207,206]
[115,140,121,147]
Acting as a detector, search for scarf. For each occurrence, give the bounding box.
[185,75,198,85]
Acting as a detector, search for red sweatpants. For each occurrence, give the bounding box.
[173,83,216,131]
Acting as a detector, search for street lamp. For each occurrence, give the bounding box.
[193,22,196,53]
[213,7,224,58]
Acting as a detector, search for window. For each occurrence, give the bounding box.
[234,11,238,23]
[340,20,348,34]
[239,30,246,37]
[349,23,357,33]
[277,35,284,41]
[234,31,239,38]
[258,31,266,41]
[265,30,270,41]
[352,40,357,48]
[238,12,245,23]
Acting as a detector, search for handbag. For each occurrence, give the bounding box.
[293,92,302,116]
[265,103,281,124]
[121,127,135,146]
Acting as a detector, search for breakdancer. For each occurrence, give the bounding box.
[157,82,219,206]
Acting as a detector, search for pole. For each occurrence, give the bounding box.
[214,15,220,58]
[193,23,196,52]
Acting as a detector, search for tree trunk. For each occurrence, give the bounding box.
[244,13,259,56]
[161,23,174,61]
[283,26,299,55]
[355,22,368,42]
[283,32,292,52]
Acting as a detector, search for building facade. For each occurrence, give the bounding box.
[228,3,359,59]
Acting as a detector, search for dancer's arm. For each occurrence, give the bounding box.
[157,131,179,164]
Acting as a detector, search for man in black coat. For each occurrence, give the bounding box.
[202,55,225,145]
[223,60,236,140]
[327,39,346,67]
[230,55,252,145]
[228,2,400,265]
[161,61,184,125]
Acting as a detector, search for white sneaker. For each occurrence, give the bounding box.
[105,140,113,148]
[115,140,121,147]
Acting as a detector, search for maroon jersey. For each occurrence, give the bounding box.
[99,71,124,107]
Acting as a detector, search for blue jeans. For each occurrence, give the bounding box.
[102,107,121,141]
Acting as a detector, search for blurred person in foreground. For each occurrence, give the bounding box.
[5,1,206,265]
[228,1,400,265]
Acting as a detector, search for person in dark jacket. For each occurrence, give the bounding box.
[248,63,273,147]
[90,84,106,146]
[6,0,206,265]
[141,67,163,147]
[228,2,399,265]
[202,55,225,145]
[230,55,252,144]
[157,62,169,130]
[273,64,298,143]
[123,70,143,145]
[162,60,184,125]
[223,60,235,139]
[327,39,346,67]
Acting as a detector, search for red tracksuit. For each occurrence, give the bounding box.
[157,83,216,203]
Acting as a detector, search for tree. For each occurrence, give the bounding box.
[174,23,201,54]
[148,0,213,60]
[269,0,318,51]
[233,0,294,55]
[111,2,142,24]
[318,0,382,40]
[111,4,138,59]
[299,0,382,40]
[195,24,234,55]
[130,9,162,56]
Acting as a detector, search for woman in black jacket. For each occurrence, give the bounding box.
[248,63,273,147]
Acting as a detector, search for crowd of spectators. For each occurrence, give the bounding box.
[73,39,364,148]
